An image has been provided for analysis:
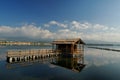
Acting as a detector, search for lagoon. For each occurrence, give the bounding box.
[0,45,120,80]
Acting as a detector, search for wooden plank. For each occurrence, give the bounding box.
[7,49,57,58]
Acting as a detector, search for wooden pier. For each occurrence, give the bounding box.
[6,49,84,63]
[6,38,85,63]
[6,49,60,63]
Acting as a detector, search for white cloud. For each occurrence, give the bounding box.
[44,24,50,27]
[0,24,54,39]
[109,27,117,31]
[44,20,67,28]
[55,29,83,39]
[0,21,120,42]
[82,32,120,42]
[0,26,20,37]
[93,24,108,30]
[71,21,90,30]
[58,29,70,33]
[71,21,110,31]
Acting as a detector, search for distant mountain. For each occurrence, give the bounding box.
[1,37,120,45]
[0,37,52,42]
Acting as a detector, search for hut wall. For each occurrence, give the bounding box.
[57,44,73,54]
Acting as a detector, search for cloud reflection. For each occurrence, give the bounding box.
[84,47,120,68]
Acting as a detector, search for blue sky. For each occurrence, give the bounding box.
[0,0,120,43]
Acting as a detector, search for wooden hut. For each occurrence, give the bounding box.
[52,38,85,56]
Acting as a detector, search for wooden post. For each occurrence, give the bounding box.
[56,44,58,54]
[83,44,84,51]
[71,44,74,54]
[52,44,54,53]
[78,43,80,53]
[66,44,67,54]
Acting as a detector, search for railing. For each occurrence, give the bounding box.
[54,49,84,54]
[7,49,84,57]
[7,49,54,57]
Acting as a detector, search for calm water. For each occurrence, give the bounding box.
[0,45,120,80]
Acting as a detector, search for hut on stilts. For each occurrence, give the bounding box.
[6,38,85,63]
[52,38,85,57]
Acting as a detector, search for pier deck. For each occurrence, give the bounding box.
[6,49,60,63]
[6,49,83,63]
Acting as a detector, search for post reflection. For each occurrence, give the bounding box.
[6,57,57,69]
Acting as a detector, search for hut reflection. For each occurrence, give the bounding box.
[6,46,85,72]
[6,53,85,72]
[51,53,85,72]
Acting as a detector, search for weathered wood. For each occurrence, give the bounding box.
[6,49,61,63]
[52,38,85,55]
[6,48,83,63]
[7,49,54,57]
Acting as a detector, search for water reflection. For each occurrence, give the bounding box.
[2,46,120,80]
[51,54,85,72]
[6,53,85,72]
[6,57,58,69]
[84,47,120,68]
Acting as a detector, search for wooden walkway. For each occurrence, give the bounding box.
[6,49,84,63]
[6,49,60,63]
